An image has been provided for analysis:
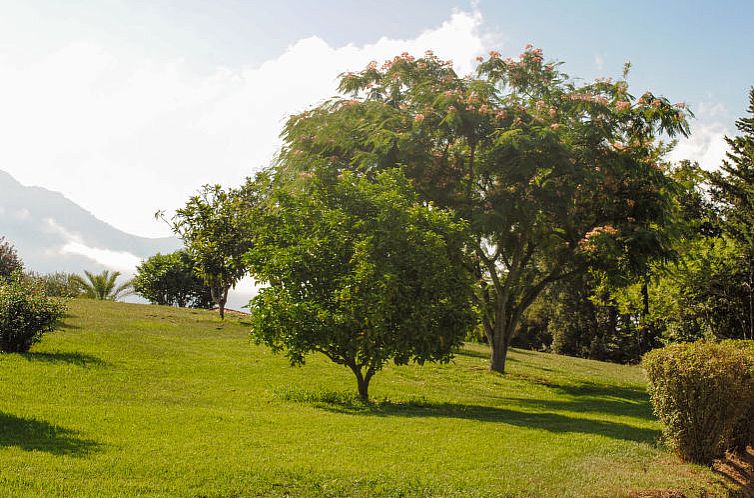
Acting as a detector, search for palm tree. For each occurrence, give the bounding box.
[72,270,133,300]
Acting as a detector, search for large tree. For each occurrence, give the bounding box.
[708,88,754,339]
[275,48,690,372]
[247,169,475,399]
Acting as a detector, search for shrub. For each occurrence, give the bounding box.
[0,272,66,353]
[643,341,753,464]
[26,271,82,298]
[0,236,23,281]
[725,340,754,452]
[133,251,213,308]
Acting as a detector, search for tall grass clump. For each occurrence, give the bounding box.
[643,341,753,464]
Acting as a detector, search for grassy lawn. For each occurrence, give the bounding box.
[0,299,736,497]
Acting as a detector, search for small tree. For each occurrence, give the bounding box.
[162,184,255,319]
[72,270,133,300]
[0,236,23,281]
[133,251,213,308]
[247,169,475,400]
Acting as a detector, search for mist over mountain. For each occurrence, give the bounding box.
[0,170,257,310]
[0,169,180,274]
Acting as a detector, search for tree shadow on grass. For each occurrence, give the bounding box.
[0,413,98,456]
[22,351,109,367]
[506,382,655,421]
[293,392,659,444]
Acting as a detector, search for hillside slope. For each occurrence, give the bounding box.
[0,300,738,497]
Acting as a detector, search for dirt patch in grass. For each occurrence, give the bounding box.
[714,447,754,497]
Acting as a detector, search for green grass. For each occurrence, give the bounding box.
[0,299,736,497]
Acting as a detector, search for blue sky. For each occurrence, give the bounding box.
[0,0,751,239]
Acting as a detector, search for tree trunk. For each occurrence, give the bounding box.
[639,278,650,355]
[489,318,511,374]
[744,254,754,339]
[216,286,229,320]
[346,362,374,401]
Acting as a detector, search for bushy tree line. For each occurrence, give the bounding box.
[160,47,712,395]
[158,49,754,397]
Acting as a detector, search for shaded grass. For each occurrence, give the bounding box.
[0,299,738,497]
[0,413,98,456]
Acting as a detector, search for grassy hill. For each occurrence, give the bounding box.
[0,299,739,497]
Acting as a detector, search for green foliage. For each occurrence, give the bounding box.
[163,182,260,318]
[277,48,690,372]
[709,88,754,250]
[643,341,753,464]
[133,251,213,308]
[0,272,65,353]
[72,270,133,301]
[707,88,754,340]
[0,236,23,281]
[247,169,475,399]
[651,237,752,341]
[26,271,83,298]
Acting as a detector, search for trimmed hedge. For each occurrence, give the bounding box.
[643,341,754,465]
[0,273,66,353]
[725,340,754,452]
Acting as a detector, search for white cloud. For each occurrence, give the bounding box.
[44,218,141,272]
[60,241,142,272]
[13,208,31,220]
[0,8,492,238]
[669,101,731,171]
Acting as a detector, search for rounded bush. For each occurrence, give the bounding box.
[643,341,753,465]
[0,274,66,353]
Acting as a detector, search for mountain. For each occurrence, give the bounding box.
[0,169,181,274]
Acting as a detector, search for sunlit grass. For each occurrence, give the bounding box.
[0,299,734,497]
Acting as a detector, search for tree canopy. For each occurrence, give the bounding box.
[275,48,691,372]
[247,168,475,398]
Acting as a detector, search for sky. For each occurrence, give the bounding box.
[1,0,752,238]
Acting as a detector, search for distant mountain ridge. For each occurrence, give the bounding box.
[0,169,180,274]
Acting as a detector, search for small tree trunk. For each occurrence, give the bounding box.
[489,318,510,374]
[217,286,229,320]
[744,254,754,339]
[348,363,373,401]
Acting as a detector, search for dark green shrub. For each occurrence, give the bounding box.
[643,341,752,464]
[0,273,66,353]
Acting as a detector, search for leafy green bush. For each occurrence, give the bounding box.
[0,273,66,353]
[26,271,82,298]
[643,341,753,464]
